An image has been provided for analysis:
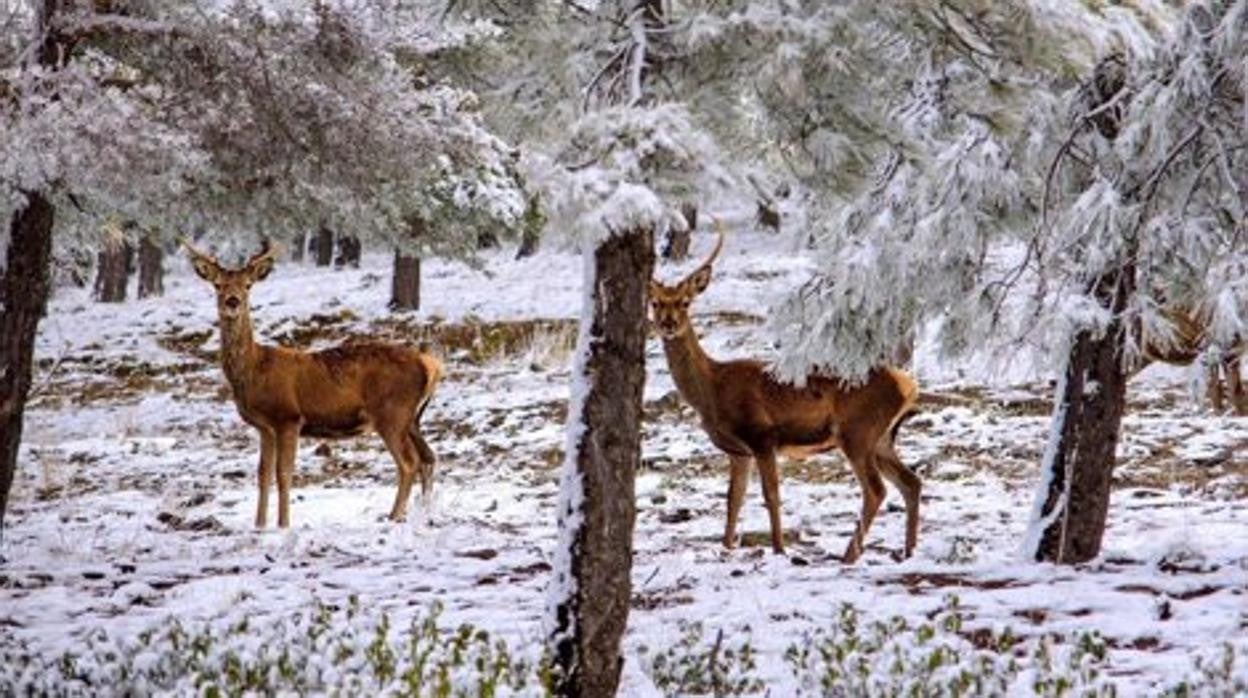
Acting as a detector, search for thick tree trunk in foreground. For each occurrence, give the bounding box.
[313,226,333,266]
[137,235,164,299]
[1028,269,1132,564]
[93,238,132,303]
[549,227,654,697]
[1,193,55,550]
[390,251,420,311]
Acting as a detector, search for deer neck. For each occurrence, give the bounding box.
[662,324,718,417]
[217,310,260,392]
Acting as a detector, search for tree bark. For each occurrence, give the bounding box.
[662,202,695,261]
[93,237,132,303]
[313,226,333,266]
[137,235,164,299]
[334,233,361,269]
[516,194,543,260]
[390,250,420,311]
[549,227,655,697]
[291,232,306,263]
[1,193,55,550]
[1029,267,1133,564]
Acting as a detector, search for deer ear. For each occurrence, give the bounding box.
[685,266,713,295]
[648,280,661,298]
[247,254,275,282]
[188,252,220,283]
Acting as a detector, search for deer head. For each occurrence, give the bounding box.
[649,224,724,339]
[184,240,277,322]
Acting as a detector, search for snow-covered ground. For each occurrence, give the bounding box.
[2,229,1246,695]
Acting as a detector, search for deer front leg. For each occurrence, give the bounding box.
[755,449,785,554]
[722,455,750,549]
[255,427,276,528]
[275,424,300,528]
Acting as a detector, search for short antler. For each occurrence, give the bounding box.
[180,235,215,262]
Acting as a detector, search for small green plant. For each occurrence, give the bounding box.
[0,600,537,697]
[785,595,1117,697]
[639,621,765,696]
[1163,643,1247,698]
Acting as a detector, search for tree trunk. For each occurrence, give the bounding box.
[93,237,132,303]
[662,202,695,261]
[390,250,420,311]
[1,193,55,551]
[1027,268,1133,564]
[313,226,333,266]
[291,232,306,263]
[334,234,361,269]
[549,227,655,697]
[516,194,543,260]
[137,235,164,299]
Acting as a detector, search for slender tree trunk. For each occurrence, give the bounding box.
[334,234,361,269]
[390,251,420,311]
[313,226,333,266]
[516,194,543,260]
[93,238,132,303]
[137,235,164,299]
[662,203,695,261]
[291,232,306,263]
[1027,267,1133,564]
[1,193,55,550]
[549,227,655,696]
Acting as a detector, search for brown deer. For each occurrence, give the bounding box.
[648,226,921,562]
[185,241,443,528]
[1132,306,1245,415]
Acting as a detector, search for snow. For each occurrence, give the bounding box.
[2,228,1246,694]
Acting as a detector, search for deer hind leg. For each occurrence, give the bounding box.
[1225,355,1246,416]
[409,425,437,500]
[275,424,300,529]
[754,448,785,554]
[255,427,277,528]
[841,434,886,564]
[874,438,921,559]
[722,454,751,549]
[378,422,419,522]
[1206,362,1227,412]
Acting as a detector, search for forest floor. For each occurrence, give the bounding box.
[2,228,1246,695]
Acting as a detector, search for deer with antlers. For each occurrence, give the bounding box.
[649,225,921,562]
[185,241,443,528]
[1133,305,1245,415]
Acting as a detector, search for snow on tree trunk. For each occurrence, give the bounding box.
[390,250,420,312]
[548,226,654,696]
[1025,268,1133,564]
[0,193,54,553]
[313,226,333,267]
[93,237,131,303]
[137,235,164,299]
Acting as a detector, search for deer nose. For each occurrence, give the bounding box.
[224,297,241,311]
